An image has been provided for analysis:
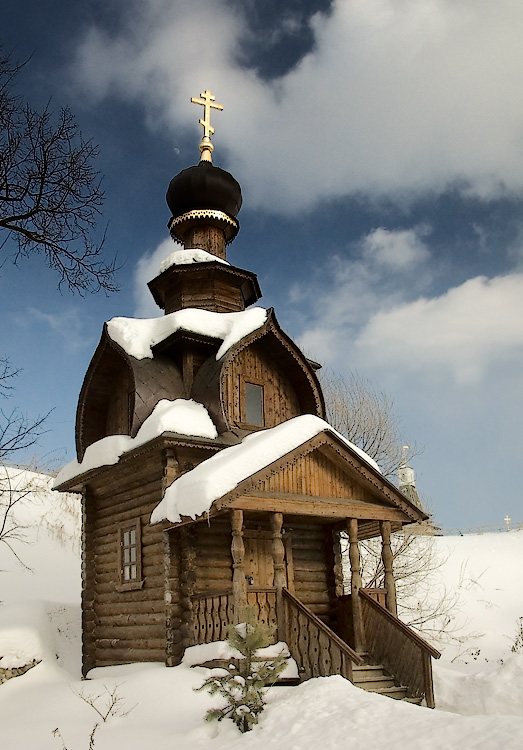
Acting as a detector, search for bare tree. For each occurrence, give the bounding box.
[0,357,48,463]
[0,357,51,569]
[0,45,117,293]
[0,465,34,569]
[321,369,418,478]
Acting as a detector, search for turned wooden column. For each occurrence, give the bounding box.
[348,518,365,653]
[270,512,286,640]
[380,520,397,615]
[332,530,344,598]
[231,509,247,623]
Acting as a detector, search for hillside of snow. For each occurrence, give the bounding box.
[1,471,523,749]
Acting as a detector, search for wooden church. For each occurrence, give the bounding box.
[55,91,440,706]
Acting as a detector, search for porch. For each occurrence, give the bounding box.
[169,508,440,706]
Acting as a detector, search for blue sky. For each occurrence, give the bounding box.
[2,0,523,530]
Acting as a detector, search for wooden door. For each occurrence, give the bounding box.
[244,535,276,588]
[242,530,293,635]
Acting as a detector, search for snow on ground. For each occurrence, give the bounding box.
[433,532,523,668]
[0,467,80,603]
[2,479,523,748]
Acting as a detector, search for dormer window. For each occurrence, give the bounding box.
[244,381,264,426]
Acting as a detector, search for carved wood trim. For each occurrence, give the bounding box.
[230,509,247,622]
[215,431,424,524]
[348,518,365,653]
[380,520,397,615]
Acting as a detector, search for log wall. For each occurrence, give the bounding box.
[82,452,171,674]
[193,517,234,593]
[283,519,337,628]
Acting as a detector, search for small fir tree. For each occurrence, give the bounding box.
[196,609,287,733]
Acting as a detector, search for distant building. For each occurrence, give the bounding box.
[398,447,441,535]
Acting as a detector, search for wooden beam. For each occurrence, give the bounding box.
[222,495,410,522]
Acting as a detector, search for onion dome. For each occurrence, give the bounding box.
[166,90,242,259]
[166,161,242,250]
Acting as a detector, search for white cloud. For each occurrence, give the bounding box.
[361,227,431,269]
[72,0,523,213]
[133,237,177,317]
[295,226,432,366]
[18,308,93,350]
[356,273,523,384]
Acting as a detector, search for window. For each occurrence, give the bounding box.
[244,382,264,426]
[118,519,143,590]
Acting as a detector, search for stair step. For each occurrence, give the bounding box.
[352,665,387,681]
[353,676,396,690]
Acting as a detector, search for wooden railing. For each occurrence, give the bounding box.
[192,590,234,644]
[192,588,278,645]
[246,588,278,636]
[282,588,363,682]
[359,590,441,708]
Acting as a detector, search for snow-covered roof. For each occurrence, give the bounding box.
[150,414,381,525]
[54,399,217,487]
[107,306,267,361]
[158,247,229,274]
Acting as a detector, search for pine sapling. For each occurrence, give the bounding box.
[196,608,287,733]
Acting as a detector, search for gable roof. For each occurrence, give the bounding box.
[150,415,425,527]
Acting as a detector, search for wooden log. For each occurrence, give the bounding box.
[96,613,166,627]
[95,624,165,640]
[94,586,165,605]
[94,647,165,663]
[95,600,166,616]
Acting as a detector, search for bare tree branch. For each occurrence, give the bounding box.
[0,44,118,293]
[321,368,421,478]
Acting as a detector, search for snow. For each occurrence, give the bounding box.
[107,306,267,361]
[181,641,299,680]
[0,468,80,603]
[4,476,523,748]
[428,532,523,667]
[54,399,217,486]
[159,247,229,273]
[151,414,381,524]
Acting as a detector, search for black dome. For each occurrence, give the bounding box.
[166,161,242,219]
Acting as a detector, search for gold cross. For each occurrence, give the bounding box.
[191,90,223,139]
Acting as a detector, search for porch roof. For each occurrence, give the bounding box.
[151,415,426,528]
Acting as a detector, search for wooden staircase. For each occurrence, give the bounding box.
[351,660,422,703]
[190,587,439,706]
[282,588,439,707]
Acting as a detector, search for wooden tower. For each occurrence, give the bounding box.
[55,91,439,705]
